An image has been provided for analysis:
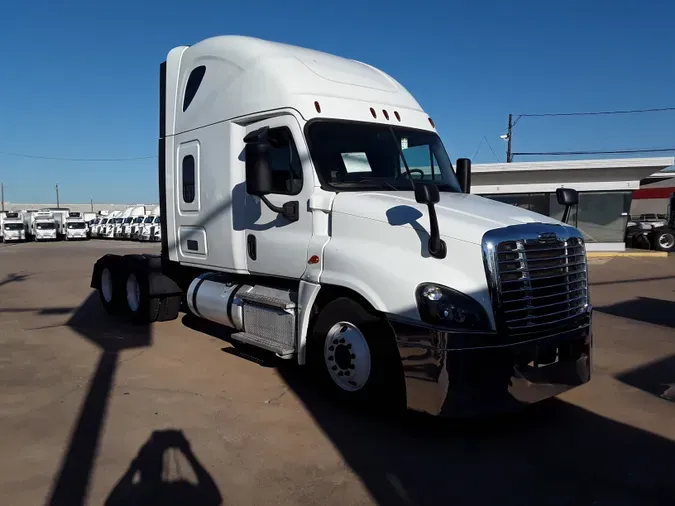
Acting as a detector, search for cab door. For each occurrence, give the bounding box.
[243,115,313,279]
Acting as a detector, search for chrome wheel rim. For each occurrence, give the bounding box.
[126,273,141,312]
[658,233,674,249]
[101,268,113,303]
[324,322,371,392]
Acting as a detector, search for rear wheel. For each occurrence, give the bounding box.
[125,270,161,324]
[99,266,121,313]
[309,297,404,411]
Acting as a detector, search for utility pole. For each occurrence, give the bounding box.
[506,113,513,163]
[55,184,60,208]
[90,198,93,212]
[1,182,4,211]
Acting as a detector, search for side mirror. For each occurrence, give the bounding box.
[556,187,578,207]
[414,183,446,259]
[556,187,578,224]
[414,183,440,205]
[456,158,471,194]
[245,142,273,197]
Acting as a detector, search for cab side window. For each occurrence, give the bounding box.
[266,127,303,195]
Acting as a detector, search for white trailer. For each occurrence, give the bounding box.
[64,212,89,240]
[91,36,592,418]
[1,211,26,242]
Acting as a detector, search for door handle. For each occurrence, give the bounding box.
[247,234,257,260]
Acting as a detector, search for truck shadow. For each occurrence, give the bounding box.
[616,353,675,402]
[276,365,675,505]
[595,296,675,328]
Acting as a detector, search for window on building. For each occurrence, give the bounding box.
[183,66,206,112]
[182,155,195,203]
[485,193,551,216]
[266,127,303,195]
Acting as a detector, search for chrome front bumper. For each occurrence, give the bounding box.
[389,310,592,417]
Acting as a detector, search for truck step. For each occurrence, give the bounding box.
[229,332,295,357]
[239,292,296,310]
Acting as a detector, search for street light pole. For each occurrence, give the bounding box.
[55,184,60,208]
[506,114,513,163]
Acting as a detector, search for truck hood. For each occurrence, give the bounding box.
[332,191,561,245]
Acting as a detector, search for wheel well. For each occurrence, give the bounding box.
[307,284,406,406]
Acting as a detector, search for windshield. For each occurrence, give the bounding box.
[101,219,108,224]
[144,216,154,223]
[67,222,86,229]
[306,122,461,192]
[124,217,133,224]
[4,223,23,230]
[36,222,55,230]
[134,217,144,223]
[154,216,161,223]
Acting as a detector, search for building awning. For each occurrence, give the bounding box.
[471,157,675,194]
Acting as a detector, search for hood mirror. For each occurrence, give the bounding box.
[415,184,446,259]
[556,187,578,224]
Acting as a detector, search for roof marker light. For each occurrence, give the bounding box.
[382,110,389,120]
[370,107,377,118]
[314,101,321,113]
[428,117,436,128]
[308,255,320,264]
[394,111,401,121]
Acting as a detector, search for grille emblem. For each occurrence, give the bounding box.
[537,232,559,244]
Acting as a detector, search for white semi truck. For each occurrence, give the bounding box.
[139,206,160,242]
[102,211,122,239]
[91,36,592,417]
[1,212,26,242]
[121,205,147,239]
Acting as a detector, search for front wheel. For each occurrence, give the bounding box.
[652,229,675,252]
[309,297,405,411]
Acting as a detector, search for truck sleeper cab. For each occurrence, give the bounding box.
[91,36,592,417]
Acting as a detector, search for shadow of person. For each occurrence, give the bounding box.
[105,429,222,506]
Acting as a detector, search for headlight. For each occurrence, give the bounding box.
[416,283,491,331]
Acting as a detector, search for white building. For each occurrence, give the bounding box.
[472,157,675,251]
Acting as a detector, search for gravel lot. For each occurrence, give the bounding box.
[1,240,674,506]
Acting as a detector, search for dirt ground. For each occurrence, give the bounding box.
[1,240,673,506]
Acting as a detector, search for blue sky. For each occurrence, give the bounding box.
[1,0,673,204]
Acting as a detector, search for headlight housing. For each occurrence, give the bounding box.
[416,283,492,331]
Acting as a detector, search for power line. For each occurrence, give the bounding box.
[512,147,675,157]
[472,136,502,162]
[483,136,501,163]
[518,106,675,118]
[0,150,156,162]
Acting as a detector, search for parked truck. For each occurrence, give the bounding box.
[139,206,160,242]
[90,36,592,417]
[625,193,675,252]
[63,212,89,240]
[121,205,147,239]
[1,211,26,242]
[29,211,57,241]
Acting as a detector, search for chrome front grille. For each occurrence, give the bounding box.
[483,225,590,339]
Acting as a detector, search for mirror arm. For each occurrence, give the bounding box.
[562,206,570,224]
[259,195,299,223]
[426,203,447,259]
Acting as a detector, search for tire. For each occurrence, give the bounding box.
[99,266,123,314]
[124,270,161,324]
[308,297,405,411]
[651,229,675,252]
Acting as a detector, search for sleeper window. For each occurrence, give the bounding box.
[182,155,195,203]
